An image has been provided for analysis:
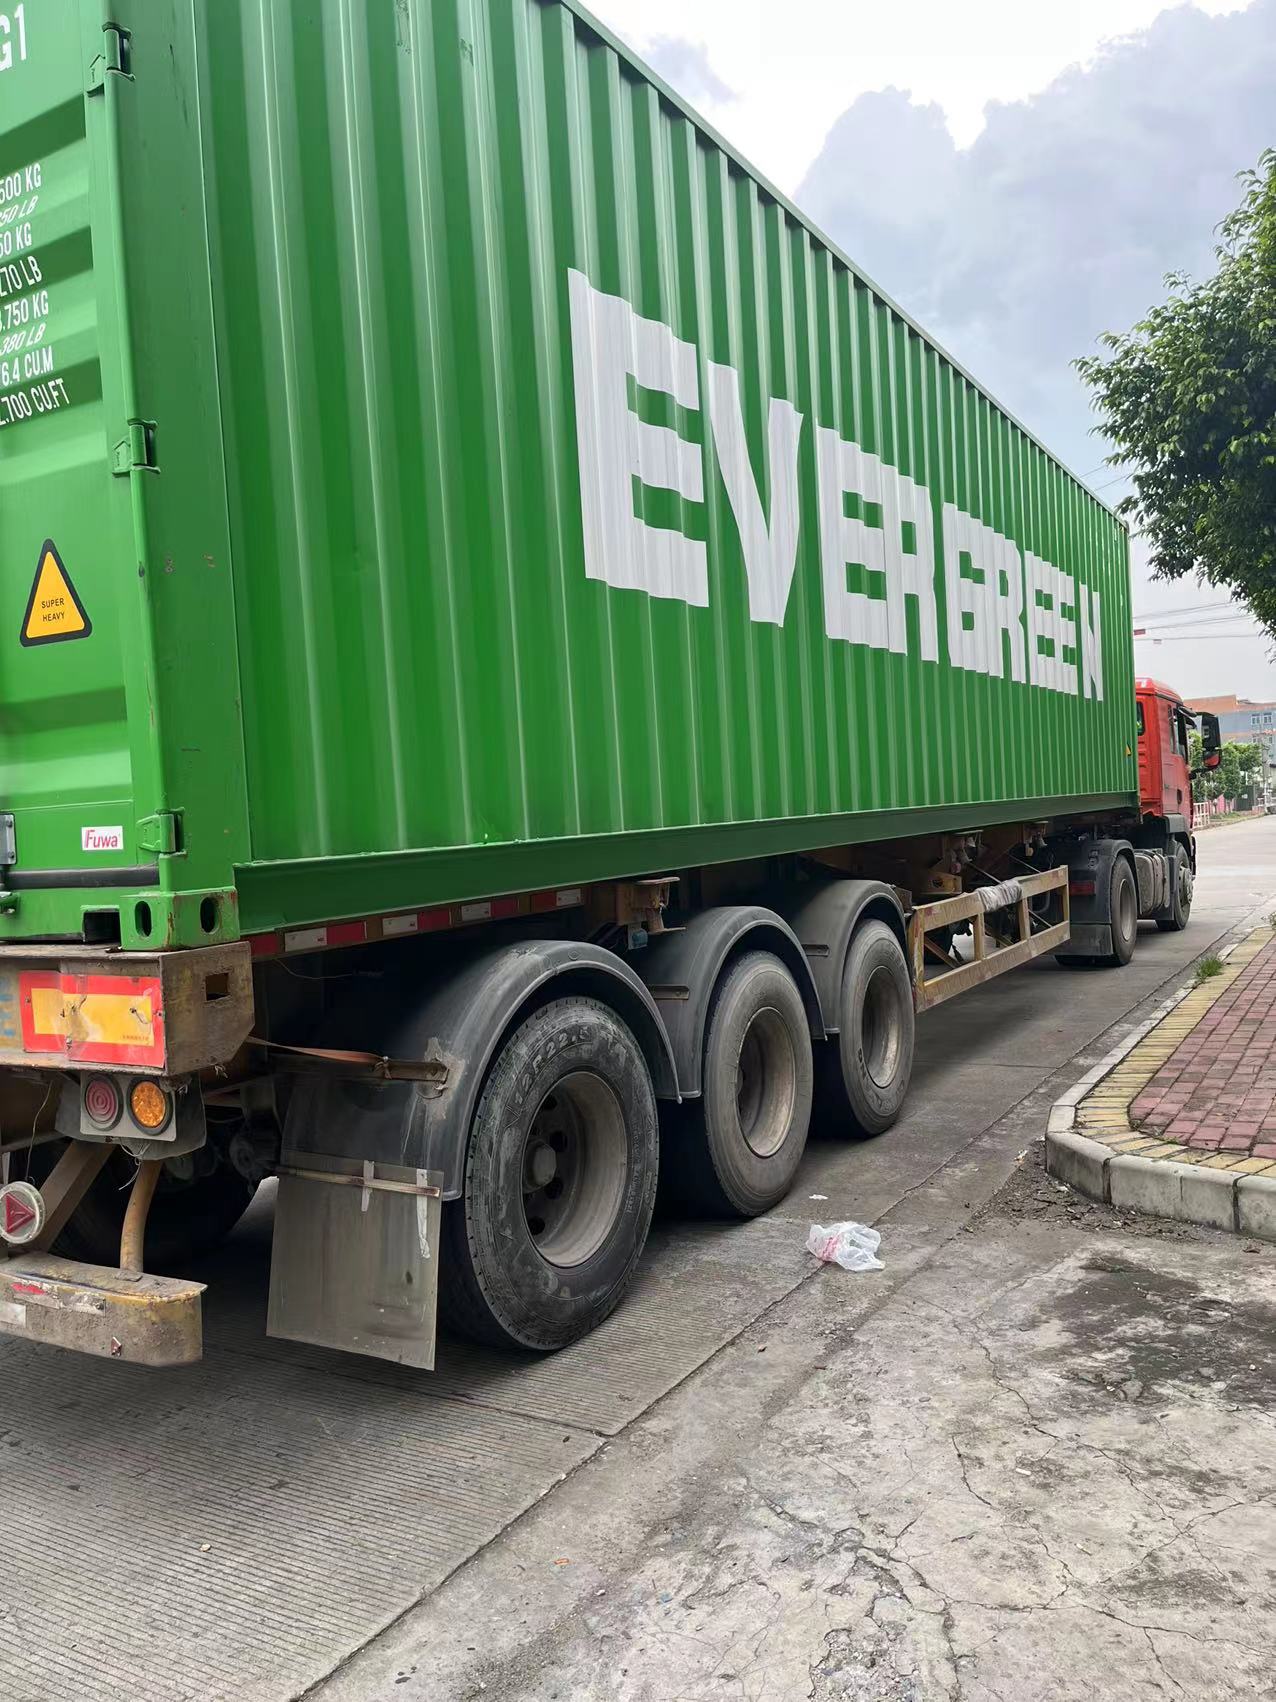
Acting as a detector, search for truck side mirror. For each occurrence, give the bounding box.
[1200,712,1222,770]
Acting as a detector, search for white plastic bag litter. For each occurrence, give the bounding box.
[806,1221,884,1272]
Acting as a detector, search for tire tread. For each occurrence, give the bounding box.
[439,996,657,1352]
[663,951,812,1219]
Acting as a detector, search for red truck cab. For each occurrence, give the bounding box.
[1063,679,1219,963]
[1136,678,1201,829]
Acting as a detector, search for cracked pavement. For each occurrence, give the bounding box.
[321,1163,1276,1702]
[306,820,1276,1702]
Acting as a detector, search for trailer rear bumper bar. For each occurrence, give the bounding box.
[0,1252,204,1366]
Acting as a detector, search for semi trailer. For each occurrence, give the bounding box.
[0,0,1221,1368]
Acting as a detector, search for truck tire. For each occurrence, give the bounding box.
[1155,844,1192,932]
[439,996,658,1352]
[1103,856,1139,966]
[665,951,814,1218]
[27,1140,256,1269]
[820,920,915,1137]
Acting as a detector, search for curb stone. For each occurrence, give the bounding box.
[1237,1174,1276,1239]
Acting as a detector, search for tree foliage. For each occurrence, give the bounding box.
[1076,151,1276,631]
[1219,743,1246,802]
[1189,732,1265,803]
[1235,741,1264,776]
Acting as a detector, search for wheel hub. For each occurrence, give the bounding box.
[525,1140,558,1190]
[521,1074,628,1269]
[862,965,903,1089]
[733,1006,796,1158]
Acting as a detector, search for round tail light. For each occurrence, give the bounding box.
[128,1079,173,1133]
[84,1074,122,1130]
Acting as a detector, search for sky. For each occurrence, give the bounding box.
[588,0,1276,703]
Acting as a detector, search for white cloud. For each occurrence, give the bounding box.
[642,35,735,106]
[589,0,1274,698]
[588,0,1259,188]
[790,0,1276,698]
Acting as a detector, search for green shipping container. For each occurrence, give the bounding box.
[0,0,1136,953]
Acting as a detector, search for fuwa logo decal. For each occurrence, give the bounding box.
[567,269,1104,702]
[81,826,123,854]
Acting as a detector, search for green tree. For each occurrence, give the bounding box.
[1188,734,1263,804]
[1076,152,1276,632]
[1235,740,1264,777]
[1219,743,1244,802]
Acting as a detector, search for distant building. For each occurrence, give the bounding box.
[1186,695,1276,770]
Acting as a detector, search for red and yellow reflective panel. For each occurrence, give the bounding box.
[19,972,165,1068]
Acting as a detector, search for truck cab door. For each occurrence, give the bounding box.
[1136,697,1155,813]
[1164,701,1192,818]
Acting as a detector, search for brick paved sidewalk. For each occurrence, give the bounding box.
[1049,925,1276,1237]
[1069,925,1276,1182]
[1130,932,1276,1164]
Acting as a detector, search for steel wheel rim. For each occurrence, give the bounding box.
[862,966,903,1089]
[735,1005,797,1158]
[1118,875,1137,940]
[522,1071,628,1268]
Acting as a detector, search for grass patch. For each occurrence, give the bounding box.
[1195,954,1225,984]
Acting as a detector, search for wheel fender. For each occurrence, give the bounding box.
[285,941,678,1200]
[772,879,908,1034]
[1055,837,1133,955]
[632,907,824,1099]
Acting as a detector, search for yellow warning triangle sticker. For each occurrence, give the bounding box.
[20,539,91,647]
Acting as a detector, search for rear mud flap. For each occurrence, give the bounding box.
[1055,923,1114,958]
[267,1152,442,1369]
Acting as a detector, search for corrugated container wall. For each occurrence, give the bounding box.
[1,0,1136,946]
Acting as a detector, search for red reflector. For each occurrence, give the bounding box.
[3,1193,36,1237]
[325,920,367,948]
[1069,880,1096,897]
[0,1182,45,1245]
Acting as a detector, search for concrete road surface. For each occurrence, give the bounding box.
[4,818,1275,1702]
